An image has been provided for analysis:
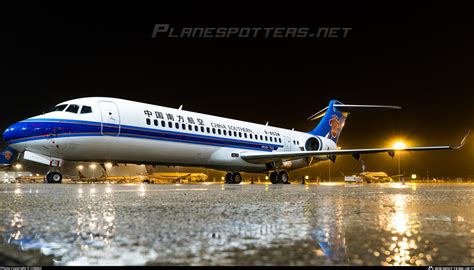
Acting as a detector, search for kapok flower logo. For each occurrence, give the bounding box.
[329,115,340,138]
[3,151,12,161]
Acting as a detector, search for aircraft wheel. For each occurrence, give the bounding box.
[225,172,233,184]
[278,171,290,184]
[47,172,62,183]
[270,171,278,184]
[232,173,242,184]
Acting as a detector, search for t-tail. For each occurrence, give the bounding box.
[308,100,402,143]
[0,146,17,167]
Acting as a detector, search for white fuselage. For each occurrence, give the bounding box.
[5,97,337,173]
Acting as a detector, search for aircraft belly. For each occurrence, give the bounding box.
[26,136,266,171]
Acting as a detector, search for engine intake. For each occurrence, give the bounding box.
[305,137,322,151]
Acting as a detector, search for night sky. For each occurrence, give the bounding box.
[3,4,474,178]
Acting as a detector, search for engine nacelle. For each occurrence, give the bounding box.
[268,136,338,171]
[304,136,337,151]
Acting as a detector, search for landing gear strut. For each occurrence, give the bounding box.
[224,172,242,184]
[269,170,290,184]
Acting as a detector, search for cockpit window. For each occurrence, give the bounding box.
[48,104,68,112]
[65,104,80,113]
[80,106,92,114]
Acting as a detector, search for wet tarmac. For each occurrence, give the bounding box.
[0,182,473,266]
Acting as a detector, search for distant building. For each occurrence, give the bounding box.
[1,171,34,183]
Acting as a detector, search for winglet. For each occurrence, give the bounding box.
[453,130,470,149]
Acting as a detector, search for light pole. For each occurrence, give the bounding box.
[328,161,331,182]
[14,164,21,178]
[393,141,406,184]
[89,164,97,178]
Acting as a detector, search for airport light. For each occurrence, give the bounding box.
[105,162,113,169]
[77,165,84,170]
[411,174,417,180]
[393,141,406,150]
[305,175,309,180]
[265,176,269,180]
[221,176,224,181]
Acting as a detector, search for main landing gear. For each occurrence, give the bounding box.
[224,172,242,184]
[223,171,290,185]
[269,171,290,184]
[46,171,62,183]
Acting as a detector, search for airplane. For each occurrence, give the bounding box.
[0,97,470,184]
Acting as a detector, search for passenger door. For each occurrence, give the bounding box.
[99,101,121,136]
[283,136,292,152]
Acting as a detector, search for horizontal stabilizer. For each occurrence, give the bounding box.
[308,103,401,121]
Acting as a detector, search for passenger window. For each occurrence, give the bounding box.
[265,136,268,141]
[223,130,227,136]
[238,132,242,137]
[194,126,198,132]
[201,126,205,132]
[182,123,186,130]
[206,127,210,133]
[249,134,253,139]
[234,131,237,137]
[279,138,282,143]
[212,128,216,134]
[244,133,247,138]
[218,129,221,135]
[154,120,158,126]
[270,137,273,142]
[168,122,172,128]
[146,119,151,125]
[65,104,80,113]
[80,106,92,114]
[175,123,180,129]
[161,120,165,127]
[189,125,192,131]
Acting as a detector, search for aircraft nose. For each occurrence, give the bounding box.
[3,122,28,143]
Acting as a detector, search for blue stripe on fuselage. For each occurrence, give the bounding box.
[15,118,281,151]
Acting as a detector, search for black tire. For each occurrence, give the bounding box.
[232,173,242,184]
[269,171,278,184]
[47,172,62,183]
[225,172,233,184]
[278,171,290,184]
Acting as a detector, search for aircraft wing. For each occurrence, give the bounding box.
[241,131,470,163]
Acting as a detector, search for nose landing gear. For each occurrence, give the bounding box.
[224,172,242,184]
[46,171,62,183]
